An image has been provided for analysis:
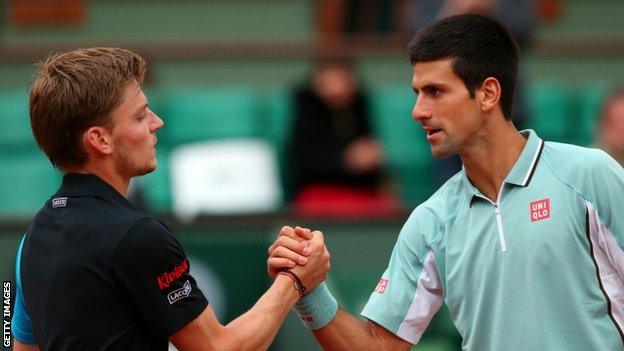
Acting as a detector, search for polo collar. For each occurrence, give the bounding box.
[461,129,544,205]
[55,173,135,210]
[461,168,480,202]
[504,129,544,187]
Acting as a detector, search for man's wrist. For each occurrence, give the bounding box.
[293,282,338,330]
[277,270,306,298]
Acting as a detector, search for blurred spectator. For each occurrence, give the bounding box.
[411,0,535,186]
[596,87,624,165]
[343,0,401,34]
[288,59,398,218]
[316,0,412,47]
[413,0,535,50]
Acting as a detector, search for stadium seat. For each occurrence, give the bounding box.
[369,86,436,204]
[526,82,573,143]
[256,88,295,199]
[257,88,294,150]
[169,139,282,220]
[143,87,166,123]
[159,87,258,146]
[0,152,61,218]
[134,146,172,214]
[575,82,610,146]
[0,90,38,151]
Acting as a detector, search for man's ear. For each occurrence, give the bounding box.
[83,126,114,155]
[479,77,502,113]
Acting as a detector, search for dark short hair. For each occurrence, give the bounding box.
[408,14,519,119]
[30,47,147,170]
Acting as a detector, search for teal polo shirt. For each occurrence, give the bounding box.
[361,130,624,350]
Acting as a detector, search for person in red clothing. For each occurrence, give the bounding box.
[288,58,399,218]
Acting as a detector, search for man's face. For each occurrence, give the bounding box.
[108,80,163,178]
[602,96,624,154]
[411,59,484,158]
[313,65,356,110]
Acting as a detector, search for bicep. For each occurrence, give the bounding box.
[313,309,413,351]
[169,306,226,351]
[368,320,413,351]
[361,225,444,344]
[110,219,208,336]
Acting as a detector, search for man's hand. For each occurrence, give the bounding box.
[173,225,329,351]
[267,226,330,291]
[267,226,312,278]
[343,137,383,174]
[289,229,330,291]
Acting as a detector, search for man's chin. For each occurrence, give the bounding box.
[134,163,157,177]
[430,146,454,159]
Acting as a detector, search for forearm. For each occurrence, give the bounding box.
[171,276,300,351]
[310,309,411,351]
[223,275,299,350]
[312,309,383,350]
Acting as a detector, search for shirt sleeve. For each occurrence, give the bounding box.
[360,210,443,345]
[109,218,208,337]
[579,149,624,328]
[11,235,36,344]
[584,150,624,281]
[588,150,624,248]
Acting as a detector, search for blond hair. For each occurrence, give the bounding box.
[29,47,147,169]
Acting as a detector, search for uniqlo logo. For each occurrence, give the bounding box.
[375,278,389,294]
[530,198,550,222]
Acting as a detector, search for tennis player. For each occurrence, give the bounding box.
[269,14,624,350]
[12,47,329,351]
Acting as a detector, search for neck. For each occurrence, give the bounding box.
[460,119,526,202]
[64,160,130,196]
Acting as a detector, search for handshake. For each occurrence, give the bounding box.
[267,226,331,299]
[260,225,410,351]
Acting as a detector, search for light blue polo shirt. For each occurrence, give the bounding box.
[361,130,624,350]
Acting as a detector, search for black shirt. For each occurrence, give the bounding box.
[288,86,382,194]
[20,173,208,350]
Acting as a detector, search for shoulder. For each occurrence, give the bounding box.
[417,172,465,224]
[121,216,172,244]
[401,172,465,243]
[541,141,624,202]
[543,141,614,169]
[113,217,179,259]
[542,141,621,182]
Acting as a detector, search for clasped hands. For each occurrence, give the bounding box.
[267,226,330,295]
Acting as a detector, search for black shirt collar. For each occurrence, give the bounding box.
[56,173,135,210]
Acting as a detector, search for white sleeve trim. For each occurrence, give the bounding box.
[586,202,624,332]
[396,250,444,344]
